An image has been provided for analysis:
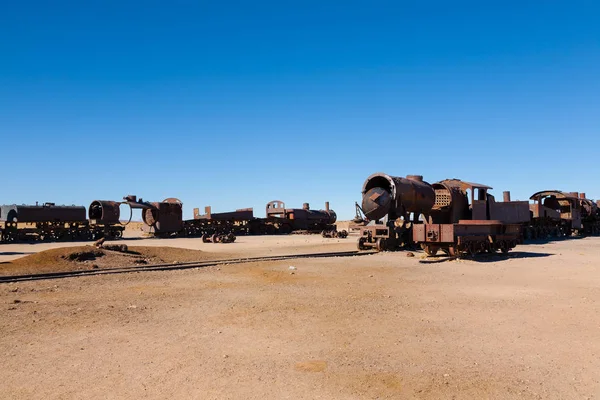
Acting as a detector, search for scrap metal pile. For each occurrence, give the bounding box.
[0,196,342,243]
[357,173,600,257]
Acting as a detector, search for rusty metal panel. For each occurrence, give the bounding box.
[195,207,255,221]
[412,224,425,242]
[454,222,495,236]
[529,203,540,219]
[472,201,487,220]
[441,224,454,242]
[491,200,530,224]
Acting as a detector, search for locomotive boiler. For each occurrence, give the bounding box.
[358,174,435,250]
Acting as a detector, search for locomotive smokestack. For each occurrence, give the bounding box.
[580,193,586,199]
[573,192,579,199]
[325,201,330,211]
[503,191,511,202]
[303,203,310,210]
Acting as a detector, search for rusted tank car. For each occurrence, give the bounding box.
[357,173,530,256]
[0,203,88,242]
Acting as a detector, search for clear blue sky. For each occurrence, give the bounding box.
[1,1,598,220]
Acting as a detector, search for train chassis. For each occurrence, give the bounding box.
[357,220,413,251]
[414,222,522,258]
[0,222,124,243]
[419,235,518,257]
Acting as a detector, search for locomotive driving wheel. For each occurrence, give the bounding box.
[375,238,387,252]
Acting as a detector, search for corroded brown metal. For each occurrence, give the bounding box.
[266,200,337,229]
[194,206,254,221]
[88,200,120,224]
[359,173,528,256]
[360,173,436,221]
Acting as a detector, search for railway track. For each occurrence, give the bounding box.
[0,250,376,284]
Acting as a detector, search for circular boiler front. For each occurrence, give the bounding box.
[88,201,121,224]
[361,173,435,221]
[142,205,160,227]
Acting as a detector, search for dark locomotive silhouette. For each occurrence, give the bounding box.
[0,197,341,243]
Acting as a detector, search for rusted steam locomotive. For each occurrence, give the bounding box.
[0,196,340,243]
[357,173,530,256]
[191,200,341,238]
[526,191,600,238]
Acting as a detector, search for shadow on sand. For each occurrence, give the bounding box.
[524,235,589,245]
[0,252,35,256]
[419,251,554,264]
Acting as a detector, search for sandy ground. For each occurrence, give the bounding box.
[0,246,230,276]
[1,236,600,399]
[0,234,352,263]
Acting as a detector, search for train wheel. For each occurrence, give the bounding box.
[376,238,387,252]
[357,237,367,250]
[201,234,209,243]
[500,242,509,254]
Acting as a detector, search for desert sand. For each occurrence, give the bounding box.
[1,234,599,399]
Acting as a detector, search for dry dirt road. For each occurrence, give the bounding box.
[1,236,599,399]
